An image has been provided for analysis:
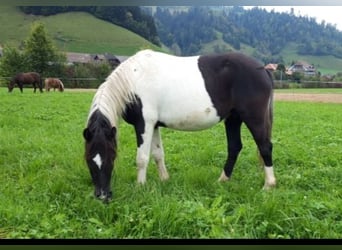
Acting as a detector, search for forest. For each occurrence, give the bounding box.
[153,6,342,61]
[19,6,342,63]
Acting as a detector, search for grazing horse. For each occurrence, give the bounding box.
[8,72,43,93]
[45,77,64,92]
[83,50,276,202]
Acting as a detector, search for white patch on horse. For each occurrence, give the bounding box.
[218,170,229,182]
[93,154,103,170]
[134,51,221,131]
[263,166,276,190]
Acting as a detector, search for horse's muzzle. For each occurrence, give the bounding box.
[95,187,112,203]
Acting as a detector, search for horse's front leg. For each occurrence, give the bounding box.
[151,127,169,181]
[135,123,154,184]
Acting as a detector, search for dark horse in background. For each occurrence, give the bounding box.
[8,72,43,93]
[83,49,276,202]
[45,77,64,92]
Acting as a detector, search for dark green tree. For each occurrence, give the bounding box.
[23,22,66,76]
[0,45,27,78]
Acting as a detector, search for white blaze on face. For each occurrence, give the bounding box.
[93,153,103,170]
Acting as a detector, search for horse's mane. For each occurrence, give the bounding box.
[87,54,139,127]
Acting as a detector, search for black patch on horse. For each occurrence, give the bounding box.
[197,52,271,119]
[198,52,274,178]
[122,95,145,147]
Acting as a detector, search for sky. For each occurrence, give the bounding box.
[245,6,342,31]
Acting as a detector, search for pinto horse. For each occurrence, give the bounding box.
[83,50,276,201]
[45,78,64,92]
[8,72,43,93]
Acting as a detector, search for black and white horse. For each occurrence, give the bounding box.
[83,50,276,202]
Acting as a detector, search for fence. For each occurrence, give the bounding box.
[273,80,342,89]
[0,77,105,89]
[2,77,342,89]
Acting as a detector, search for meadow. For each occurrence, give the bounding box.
[0,87,341,239]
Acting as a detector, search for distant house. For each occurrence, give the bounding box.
[104,53,121,68]
[286,61,316,76]
[66,52,124,68]
[66,52,92,65]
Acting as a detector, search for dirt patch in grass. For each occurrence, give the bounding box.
[275,93,342,103]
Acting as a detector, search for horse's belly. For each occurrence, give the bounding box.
[160,106,220,131]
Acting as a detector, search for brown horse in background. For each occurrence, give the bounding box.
[8,72,43,93]
[45,78,64,92]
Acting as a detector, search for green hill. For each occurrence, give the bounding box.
[0,6,161,55]
[199,38,342,75]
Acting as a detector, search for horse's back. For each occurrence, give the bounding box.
[130,50,272,113]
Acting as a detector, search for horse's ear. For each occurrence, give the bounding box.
[83,128,93,142]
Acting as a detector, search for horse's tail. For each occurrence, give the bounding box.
[265,69,274,140]
[258,69,274,166]
[59,79,64,92]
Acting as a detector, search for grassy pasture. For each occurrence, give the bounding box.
[0,88,341,239]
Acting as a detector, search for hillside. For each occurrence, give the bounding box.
[152,6,342,74]
[0,6,161,55]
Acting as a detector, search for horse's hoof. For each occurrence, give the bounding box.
[160,172,170,181]
[263,180,276,190]
[218,171,229,182]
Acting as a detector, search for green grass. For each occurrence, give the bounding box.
[0,6,161,55]
[0,88,341,238]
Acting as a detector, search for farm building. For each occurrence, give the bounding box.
[286,61,316,76]
[65,52,126,68]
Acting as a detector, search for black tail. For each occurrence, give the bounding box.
[265,69,274,139]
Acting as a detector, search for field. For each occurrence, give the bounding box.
[0,87,341,239]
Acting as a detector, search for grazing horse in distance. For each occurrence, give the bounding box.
[45,77,64,92]
[8,72,43,93]
[83,49,276,202]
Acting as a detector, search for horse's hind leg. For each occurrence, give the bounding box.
[151,127,169,181]
[243,114,276,189]
[219,111,243,182]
